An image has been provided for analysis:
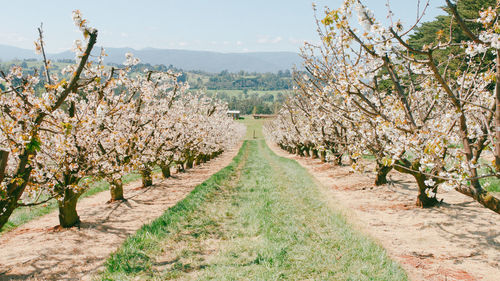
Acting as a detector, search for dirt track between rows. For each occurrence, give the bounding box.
[268,140,500,281]
[0,142,242,281]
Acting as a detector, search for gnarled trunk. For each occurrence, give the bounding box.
[334,154,343,166]
[0,152,34,230]
[414,174,439,208]
[58,188,82,227]
[320,151,327,163]
[160,164,171,178]
[494,49,500,173]
[0,189,24,230]
[375,163,392,186]
[455,184,500,214]
[177,163,185,172]
[394,160,440,208]
[186,157,194,169]
[312,149,319,159]
[141,167,153,187]
[109,179,124,201]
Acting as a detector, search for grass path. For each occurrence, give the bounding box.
[101,132,407,280]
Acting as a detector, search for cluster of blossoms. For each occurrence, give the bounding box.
[266,0,500,213]
[0,11,243,228]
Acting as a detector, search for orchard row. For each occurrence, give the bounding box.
[266,0,500,213]
[0,11,243,229]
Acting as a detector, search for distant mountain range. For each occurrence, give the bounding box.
[0,44,302,73]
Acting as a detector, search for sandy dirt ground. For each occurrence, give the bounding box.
[0,142,241,281]
[268,141,500,281]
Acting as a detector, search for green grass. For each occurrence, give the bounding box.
[0,171,143,234]
[361,154,376,160]
[478,169,500,193]
[481,179,500,193]
[237,116,268,140]
[99,133,407,280]
[100,141,250,280]
[475,156,500,193]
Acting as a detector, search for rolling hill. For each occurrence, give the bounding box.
[0,44,302,73]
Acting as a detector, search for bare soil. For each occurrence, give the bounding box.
[268,141,500,281]
[0,142,242,281]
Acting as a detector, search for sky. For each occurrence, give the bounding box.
[0,0,445,54]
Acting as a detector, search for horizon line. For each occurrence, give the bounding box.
[0,43,301,55]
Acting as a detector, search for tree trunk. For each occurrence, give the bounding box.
[312,149,319,159]
[495,49,500,172]
[161,164,171,178]
[58,188,82,228]
[455,185,500,214]
[0,154,33,230]
[320,151,327,163]
[394,160,439,208]
[109,179,124,201]
[141,167,153,187]
[304,148,310,157]
[186,158,194,169]
[375,163,392,186]
[334,154,343,166]
[195,156,201,166]
[178,163,185,172]
[0,190,23,231]
[414,175,439,208]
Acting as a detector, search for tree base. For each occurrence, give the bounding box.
[374,165,393,186]
[110,179,124,201]
[161,165,171,178]
[58,188,82,228]
[375,177,388,186]
[106,198,128,204]
[416,194,441,208]
[58,212,81,228]
[141,168,153,187]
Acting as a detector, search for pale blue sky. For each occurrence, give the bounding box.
[0,0,445,53]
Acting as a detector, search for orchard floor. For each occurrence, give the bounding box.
[1,118,498,281]
[0,141,242,281]
[99,140,406,280]
[268,141,500,281]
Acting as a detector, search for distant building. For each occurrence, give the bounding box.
[227,110,240,120]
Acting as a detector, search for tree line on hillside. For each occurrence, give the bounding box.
[2,60,293,93]
[205,90,288,115]
[2,50,294,116]
[189,70,292,91]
